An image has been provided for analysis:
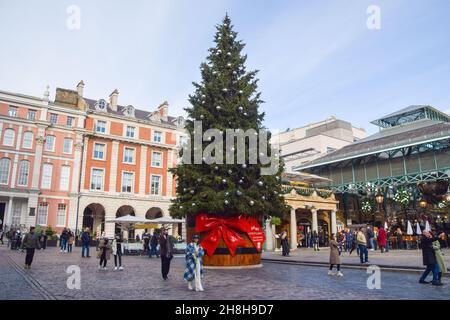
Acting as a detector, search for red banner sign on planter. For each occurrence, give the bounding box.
[245,216,266,252]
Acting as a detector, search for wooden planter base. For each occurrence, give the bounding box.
[187,226,261,267]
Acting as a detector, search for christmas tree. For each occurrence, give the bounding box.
[170,15,287,219]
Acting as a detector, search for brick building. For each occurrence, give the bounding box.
[0,82,186,238]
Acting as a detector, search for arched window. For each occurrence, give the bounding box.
[0,158,11,184]
[95,99,107,111]
[2,129,15,146]
[22,131,34,149]
[17,160,30,186]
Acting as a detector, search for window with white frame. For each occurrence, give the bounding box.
[150,175,161,195]
[59,166,70,191]
[57,204,67,226]
[126,125,135,138]
[93,143,105,160]
[151,151,162,167]
[90,168,104,190]
[121,172,134,193]
[50,113,58,124]
[63,138,73,154]
[41,163,53,189]
[95,120,107,133]
[3,129,15,146]
[0,158,11,184]
[27,110,36,120]
[153,130,162,143]
[37,203,48,226]
[66,116,74,127]
[8,106,18,117]
[17,160,30,186]
[45,135,56,151]
[12,201,22,226]
[123,147,135,164]
[22,131,33,149]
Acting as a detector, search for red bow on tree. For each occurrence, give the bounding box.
[195,213,249,257]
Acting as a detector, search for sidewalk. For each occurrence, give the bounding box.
[262,247,450,273]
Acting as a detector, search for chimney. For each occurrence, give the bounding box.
[109,89,119,111]
[158,101,169,121]
[76,80,84,97]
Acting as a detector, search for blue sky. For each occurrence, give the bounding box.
[0,0,449,135]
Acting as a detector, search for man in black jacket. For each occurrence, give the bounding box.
[419,230,445,286]
[159,228,174,280]
[21,227,41,269]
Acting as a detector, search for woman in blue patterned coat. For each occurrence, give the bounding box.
[184,234,204,291]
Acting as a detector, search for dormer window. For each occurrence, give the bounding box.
[123,105,135,117]
[95,99,107,111]
[176,116,185,127]
[149,111,160,122]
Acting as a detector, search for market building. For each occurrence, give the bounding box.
[294,105,450,232]
[0,82,187,238]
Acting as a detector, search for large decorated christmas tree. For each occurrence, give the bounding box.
[170,15,287,266]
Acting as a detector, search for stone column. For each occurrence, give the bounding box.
[331,210,337,235]
[311,209,318,233]
[265,218,274,252]
[290,208,297,250]
[5,197,13,227]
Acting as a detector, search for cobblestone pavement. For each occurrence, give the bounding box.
[0,246,448,300]
[263,247,450,270]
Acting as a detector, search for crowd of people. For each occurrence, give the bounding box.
[1,225,205,292]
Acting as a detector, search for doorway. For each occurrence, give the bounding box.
[0,202,5,229]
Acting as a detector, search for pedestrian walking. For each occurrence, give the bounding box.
[60,228,69,253]
[367,226,375,251]
[378,226,387,253]
[184,234,205,291]
[81,228,91,258]
[356,228,369,263]
[159,228,174,280]
[419,230,445,286]
[97,237,112,270]
[312,230,320,251]
[39,229,47,250]
[67,229,74,253]
[433,234,447,284]
[345,230,353,252]
[280,230,290,256]
[328,233,343,276]
[142,231,150,255]
[0,227,4,245]
[396,227,403,250]
[306,230,312,248]
[21,226,41,269]
[112,233,124,271]
[149,231,159,258]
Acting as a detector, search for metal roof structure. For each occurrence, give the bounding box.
[370,105,449,128]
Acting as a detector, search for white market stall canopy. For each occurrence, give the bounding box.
[149,217,185,224]
[105,215,152,229]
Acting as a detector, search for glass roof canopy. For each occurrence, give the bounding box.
[371,105,450,128]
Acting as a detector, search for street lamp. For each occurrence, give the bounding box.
[375,191,384,204]
[419,198,427,209]
[444,193,450,203]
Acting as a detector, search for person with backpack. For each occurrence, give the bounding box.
[81,228,91,258]
[21,226,41,269]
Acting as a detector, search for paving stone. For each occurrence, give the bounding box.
[0,246,448,300]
